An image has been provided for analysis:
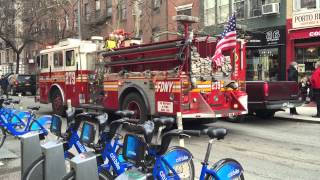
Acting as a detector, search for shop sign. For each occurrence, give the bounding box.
[293,11,320,29]
[265,30,280,45]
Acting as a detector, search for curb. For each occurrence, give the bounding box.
[275,115,320,124]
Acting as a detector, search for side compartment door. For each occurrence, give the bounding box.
[155,80,181,116]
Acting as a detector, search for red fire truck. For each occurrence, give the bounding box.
[38,16,247,123]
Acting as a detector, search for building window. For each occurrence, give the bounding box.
[65,15,70,30]
[246,48,280,81]
[66,50,75,66]
[295,46,320,74]
[84,3,90,21]
[121,0,127,20]
[41,54,48,69]
[152,27,160,42]
[294,0,318,11]
[153,0,160,9]
[233,0,245,19]
[106,0,112,18]
[248,0,262,17]
[95,0,101,10]
[204,0,215,26]
[217,0,229,23]
[54,52,63,67]
[74,9,78,29]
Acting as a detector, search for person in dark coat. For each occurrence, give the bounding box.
[0,75,9,98]
[310,61,320,117]
[287,62,299,115]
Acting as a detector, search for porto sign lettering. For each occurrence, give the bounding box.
[293,11,320,29]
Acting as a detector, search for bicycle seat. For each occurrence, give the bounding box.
[27,106,40,111]
[96,113,108,126]
[115,110,135,118]
[203,128,227,140]
[153,117,175,129]
[75,112,109,131]
[123,121,155,144]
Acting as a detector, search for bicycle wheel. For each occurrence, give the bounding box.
[163,147,195,180]
[0,126,6,148]
[205,158,244,180]
[22,155,45,180]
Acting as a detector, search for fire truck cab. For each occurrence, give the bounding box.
[38,38,103,115]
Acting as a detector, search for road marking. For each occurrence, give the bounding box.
[0,161,3,166]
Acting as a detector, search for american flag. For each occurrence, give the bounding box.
[212,14,237,67]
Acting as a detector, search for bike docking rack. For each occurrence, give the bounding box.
[21,133,100,180]
[69,152,99,180]
[20,132,42,179]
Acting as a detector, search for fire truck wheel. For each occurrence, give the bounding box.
[121,92,147,123]
[51,90,65,116]
[255,110,275,119]
[225,115,246,123]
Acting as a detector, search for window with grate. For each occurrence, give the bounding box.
[233,0,245,19]
[248,0,262,17]
[121,0,127,20]
[217,0,229,24]
[204,0,215,26]
[106,0,112,18]
[153,0,160,9]
[84,3,90,21]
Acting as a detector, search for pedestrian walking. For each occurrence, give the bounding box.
[310,61,320,118]
[0,75,9,98]
[287,62,299,115]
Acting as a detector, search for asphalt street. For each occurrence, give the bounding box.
[0,96,319,180]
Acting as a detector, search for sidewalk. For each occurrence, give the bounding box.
[275,102,320,123]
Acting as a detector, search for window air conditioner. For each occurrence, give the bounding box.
[262,3,279,15]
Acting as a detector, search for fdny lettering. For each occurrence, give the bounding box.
[156,81,174,92]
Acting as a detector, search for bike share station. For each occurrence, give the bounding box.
[20,109,100,180]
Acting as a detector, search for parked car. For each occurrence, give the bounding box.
[9,74,36,95]
[246,81,303,119]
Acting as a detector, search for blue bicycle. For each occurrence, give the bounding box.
[117,118,245,180]
[0,98,50,148]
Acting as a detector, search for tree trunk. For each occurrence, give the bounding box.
[15,52,20,74]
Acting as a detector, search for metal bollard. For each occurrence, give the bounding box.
[41,141,66,180]
[70,152,99,180]
[20,132,42,180]
[176,112,184,147]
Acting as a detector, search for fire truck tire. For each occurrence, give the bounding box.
[225,115,246,123]
[51,90,65,116]
[255,110,275,119]
[121,92,148,123]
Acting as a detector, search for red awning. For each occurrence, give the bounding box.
[289,27,320,40]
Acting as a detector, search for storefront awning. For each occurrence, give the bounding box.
[289,27,320,40]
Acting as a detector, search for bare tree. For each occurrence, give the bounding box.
[0,0,70,74]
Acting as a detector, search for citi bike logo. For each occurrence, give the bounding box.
[176,155,188,163]
[110,153,120,170]
[159,171,167,180]
[76,141,86,152]
[227,168,240,178]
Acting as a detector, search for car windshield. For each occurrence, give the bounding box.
[17,75,32,82]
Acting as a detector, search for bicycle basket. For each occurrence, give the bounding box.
[123,134,146,166]
[50,115,62,136]
[80,122,96,146]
